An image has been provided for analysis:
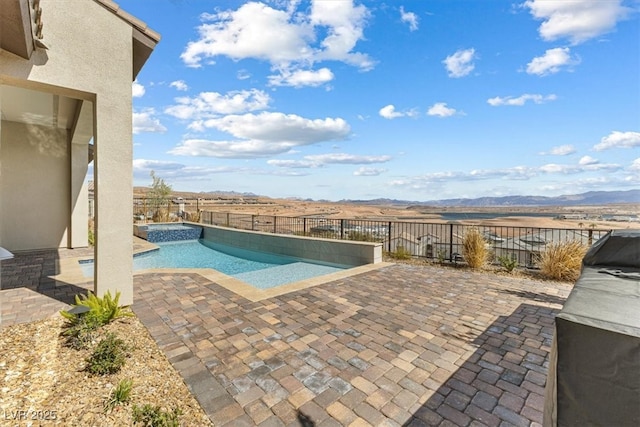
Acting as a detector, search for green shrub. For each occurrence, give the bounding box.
[436,249,447,264]
[498,253,519,273]
[388,245,412,260]
[86,333,128,375]
[61,291,132,329]
[347,231,379,242]
[132,404,182,427]
[538,241,587,282]
[462,227,491,269]
[104,378,133,413]
[61,314,102,350]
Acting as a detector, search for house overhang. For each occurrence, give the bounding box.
[1,0,160,79]
[0,0,35,60]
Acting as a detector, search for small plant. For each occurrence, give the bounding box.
[86,333,128,375]
[61,314,102,350]
[436,249,447,264]
[61,291,132,329]
[347,231,378,242]
[88,219,95,246]
[104,378,133,413]
[498,253,519,273]
[538,240,587,282]
[132,404,182,427]
[462,227,491,269]
[388,245,412,260]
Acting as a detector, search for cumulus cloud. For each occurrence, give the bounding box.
[269,67,334,87]
[540,144,576,156]
[630,158,640,171]
[354,167,387,176]
[132,80,145,98]
[593,131,640,151]
[524,0,631,44]
[169,112,351,158]
[165,89,271,120]
[169,80,189,91]
[379,104,418,119]
[388,158,621,191]
[133,158,241,179]
[487,93,557,106]
[443,48,476,78]
[427,102,458,118]
[268,153,391,169]
[180,1,374,87]
[526,47,580,76]
[132,109,167,134]
[400,6,419,31]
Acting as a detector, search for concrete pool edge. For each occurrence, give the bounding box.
[133,262,394,302]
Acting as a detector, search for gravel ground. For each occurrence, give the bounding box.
[0,314,212,426]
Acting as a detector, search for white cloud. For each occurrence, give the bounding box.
[630,158,640,171]
[180,1,374,85]
[487,93,557,106]
[526,47,580,76]
[169,80,189,91]
[237,69,251,80]
[133,158,242,179]
[541,144,576,156]
[132,80,145,98]
[379,104,417,119]
[443,48,476,78]
[400,6,419,31]
[593,131,640,151]
[165,89,271,120]
[305,153,391,164]
[524,0,631,44]
[169,112,351,158]
[354,167,387,176]
[578,156,598,166]
[427,102,457,118]
[193,112,350,142]
[132,109,167,134]
[267,159,320,168]
[269,67,334,87]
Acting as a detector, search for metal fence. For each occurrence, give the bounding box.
[201,211,610,269]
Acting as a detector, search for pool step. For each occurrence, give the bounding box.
[234,262,343,289]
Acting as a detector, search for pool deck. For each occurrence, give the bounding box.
[0,244,572,426]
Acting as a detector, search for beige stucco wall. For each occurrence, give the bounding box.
[0,121,70,250]
[0,0,136,304]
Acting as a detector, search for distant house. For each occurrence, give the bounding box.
[1,0,159,304]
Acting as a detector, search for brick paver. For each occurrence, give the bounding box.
[1,247,571,426]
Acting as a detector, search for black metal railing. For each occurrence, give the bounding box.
[200,211,610,268]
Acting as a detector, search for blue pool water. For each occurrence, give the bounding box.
[80,240,348,289]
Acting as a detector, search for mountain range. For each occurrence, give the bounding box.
[341,190,640,207]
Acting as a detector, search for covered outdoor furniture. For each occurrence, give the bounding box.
[544,230,640,426]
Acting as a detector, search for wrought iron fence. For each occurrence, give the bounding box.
[200,211,610,269]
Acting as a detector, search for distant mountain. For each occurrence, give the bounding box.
[342,190,640,207]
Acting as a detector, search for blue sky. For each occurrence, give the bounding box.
[121,0,640,201]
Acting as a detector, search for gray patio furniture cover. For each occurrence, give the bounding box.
[543,230,640,426]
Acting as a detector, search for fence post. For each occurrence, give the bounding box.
[273,216,277,234]
[303,218,307,235]
[588,229,593,246]
[388,222,392,252]
[449,223,454,261]
[252,215,255,231]
[340,219,345,240]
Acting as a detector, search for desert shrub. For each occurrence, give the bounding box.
[104,378,133,413]
[498,253,519,273]
[462,227,491,269]
[436,249,447,264]
[538,240,587,282]
[388,245,412,260]
[61,291,132,329]
[347,231,379,242]
[86,333,128,375]
[132,404,182,427]
[61,314,102,350]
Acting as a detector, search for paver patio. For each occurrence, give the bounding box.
[1,249,572,426]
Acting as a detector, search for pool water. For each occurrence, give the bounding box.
[80,239,348,289]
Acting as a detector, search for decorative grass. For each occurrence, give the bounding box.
[538,240,588,282]
[462,227,491,269]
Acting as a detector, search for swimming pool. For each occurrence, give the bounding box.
[80,239,349,289]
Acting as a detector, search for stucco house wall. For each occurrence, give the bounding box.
[0,0,159,305]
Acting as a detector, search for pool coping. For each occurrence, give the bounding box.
[55,238,393,302]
